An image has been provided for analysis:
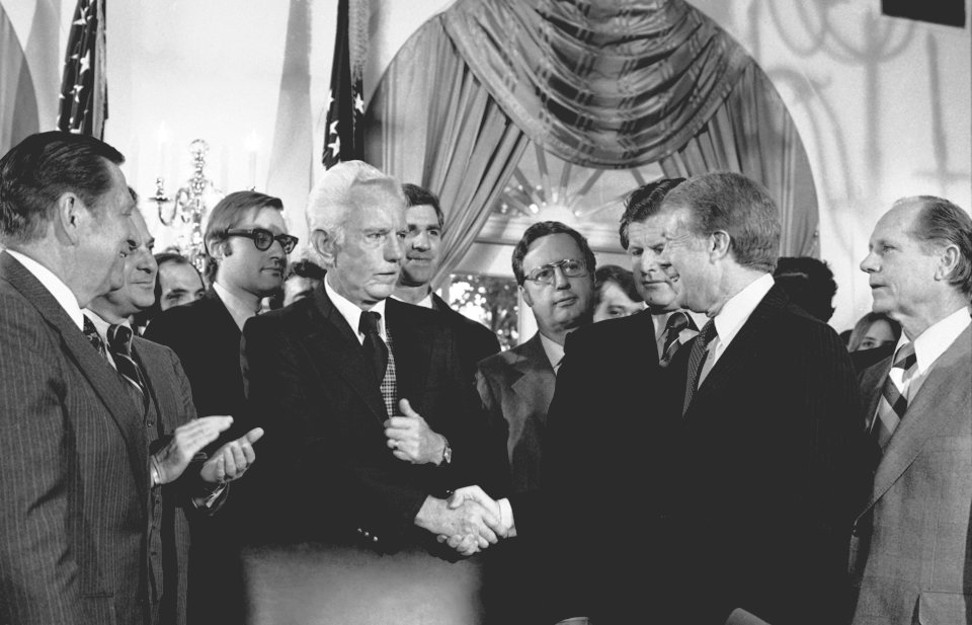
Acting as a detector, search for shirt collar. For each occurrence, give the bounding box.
[538,332,565,371]
[83,309,131,343]
[897,306,971,375]
[652,309,707,341]
[712,273,775,346]
[213,282,260,331]
[7,249,84,330]
[325,274,388,339]
[390,292,434,309]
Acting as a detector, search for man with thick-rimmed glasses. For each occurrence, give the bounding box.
[143,189,296,625]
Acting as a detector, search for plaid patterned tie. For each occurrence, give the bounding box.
[82,314,106,356]
[870,342,918,451]
[107,323,148,402]
[682,319,717,415]
[659,311,695,368]
[360,311,396,416]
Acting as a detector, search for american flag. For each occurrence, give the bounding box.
[322,0,366,168]
[57,0,107,138]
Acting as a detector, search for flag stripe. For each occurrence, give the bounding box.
[57,0,107,138]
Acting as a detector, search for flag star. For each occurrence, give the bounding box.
[327,135,341,157]
[327,89,333,109]
[79,51,91,74]
[353,93,365,114]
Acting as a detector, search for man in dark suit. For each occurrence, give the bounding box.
[86,205,263,625]
[0,132,145,624]
[393,182,500,380]
[651,172,865,624]
[241,160,509,551]
[144,191,297,424]
[850,196,972,625]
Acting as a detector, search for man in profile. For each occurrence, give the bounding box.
[0,131,143,624]
[241,160,509,550]
[393,182,500,379]
[851,196,972,625]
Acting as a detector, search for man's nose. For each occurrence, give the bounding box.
[386,235,404,261]
[859,251,877,273]
[552,265,571,289]
[411,231,430,251]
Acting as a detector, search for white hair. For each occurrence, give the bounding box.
[305,160,404,247]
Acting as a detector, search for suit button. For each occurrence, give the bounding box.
[372,536,379,543]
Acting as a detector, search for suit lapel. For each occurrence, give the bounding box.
[386,299,434,408]
[685,285,787,418]
[510,335,556,424]
[310,287,388,425]
[0,253,149,502]
[858,325,972,520]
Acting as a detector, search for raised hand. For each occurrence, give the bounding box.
[153,416,233,485]
[384,398,448,465]
[200,427,265,484]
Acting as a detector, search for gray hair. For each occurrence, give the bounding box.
[898,195,972,298]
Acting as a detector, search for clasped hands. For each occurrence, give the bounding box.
[436,485,512,557]
[151,415,264,487]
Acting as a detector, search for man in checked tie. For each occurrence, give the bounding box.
[849,196,972,625]
[86,200,264,625]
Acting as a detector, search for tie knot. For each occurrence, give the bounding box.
[82,315,104,352]
[697,319,717,348]
[107,324,134,357]
[665,311,691,334]
[359,311,381,336]
[892,342,917,371]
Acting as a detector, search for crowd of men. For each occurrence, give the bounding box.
[0,131,970,625]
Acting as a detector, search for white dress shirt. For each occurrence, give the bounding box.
[213,281,261,331]
[325,274,388,344]
[699,273,775,384]
[891,306,971,402]
[538,332,566,374]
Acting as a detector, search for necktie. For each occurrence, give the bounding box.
[359,311,389,384]
[682,319,717,415]
[83,315,106,356]
[107,323,148,402]
[659,311,694,368]
[870,343,918,451]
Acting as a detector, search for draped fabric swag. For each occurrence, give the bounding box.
[364,17,528,287]
[365,0,819,281]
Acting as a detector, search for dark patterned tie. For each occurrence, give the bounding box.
[682,319,717,415]
[870,342,918,451]
[82,314,106,356]
[359,311,389,385]
[659,311,695,368]
[107,323,147,401]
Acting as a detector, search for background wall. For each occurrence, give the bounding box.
[2,0,969,331]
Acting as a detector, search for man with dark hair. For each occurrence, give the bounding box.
[156,252,206,312]
[620,177,707,366]
[144,190,296,421]
[650,171,864,624]
[85,206,263,625]
[0,131,143,624]
[592,264,643,322]
[773,256,838,322]
[282,258,326,307]
[393,182,500,379]
[851,196,972,625]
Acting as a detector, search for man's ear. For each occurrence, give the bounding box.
[208,239,232,262]
[56,192,84,245]
[312,229,336,266]
[519,284,534,309]
[935,244,961,283]
[709,230,731,261]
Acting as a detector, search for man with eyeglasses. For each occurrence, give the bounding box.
[472,220,595,625]
[143,189,296,624]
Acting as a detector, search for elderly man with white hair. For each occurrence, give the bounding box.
[239,160,509,555]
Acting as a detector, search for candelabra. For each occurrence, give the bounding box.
[151,139,220,273]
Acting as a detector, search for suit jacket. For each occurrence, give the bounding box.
[143,289,245,426]
[476,332,555,494]
[239,286,510,549]
[130,336,209,625]
[849,323,972,625]
[0,252,148,625]
[513,310,667,624]
[662,284,867,625]
[430,292,500,383]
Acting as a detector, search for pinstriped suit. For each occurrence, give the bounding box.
[850,324,972,625]
[0,252,149,625]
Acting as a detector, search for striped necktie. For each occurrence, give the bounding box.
[82,315,106,356]
[870,342,918,451]
[659,311,695,368]
[682,319,717,415]
[107,323,148,402]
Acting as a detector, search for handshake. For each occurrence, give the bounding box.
[417,485,516,557]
